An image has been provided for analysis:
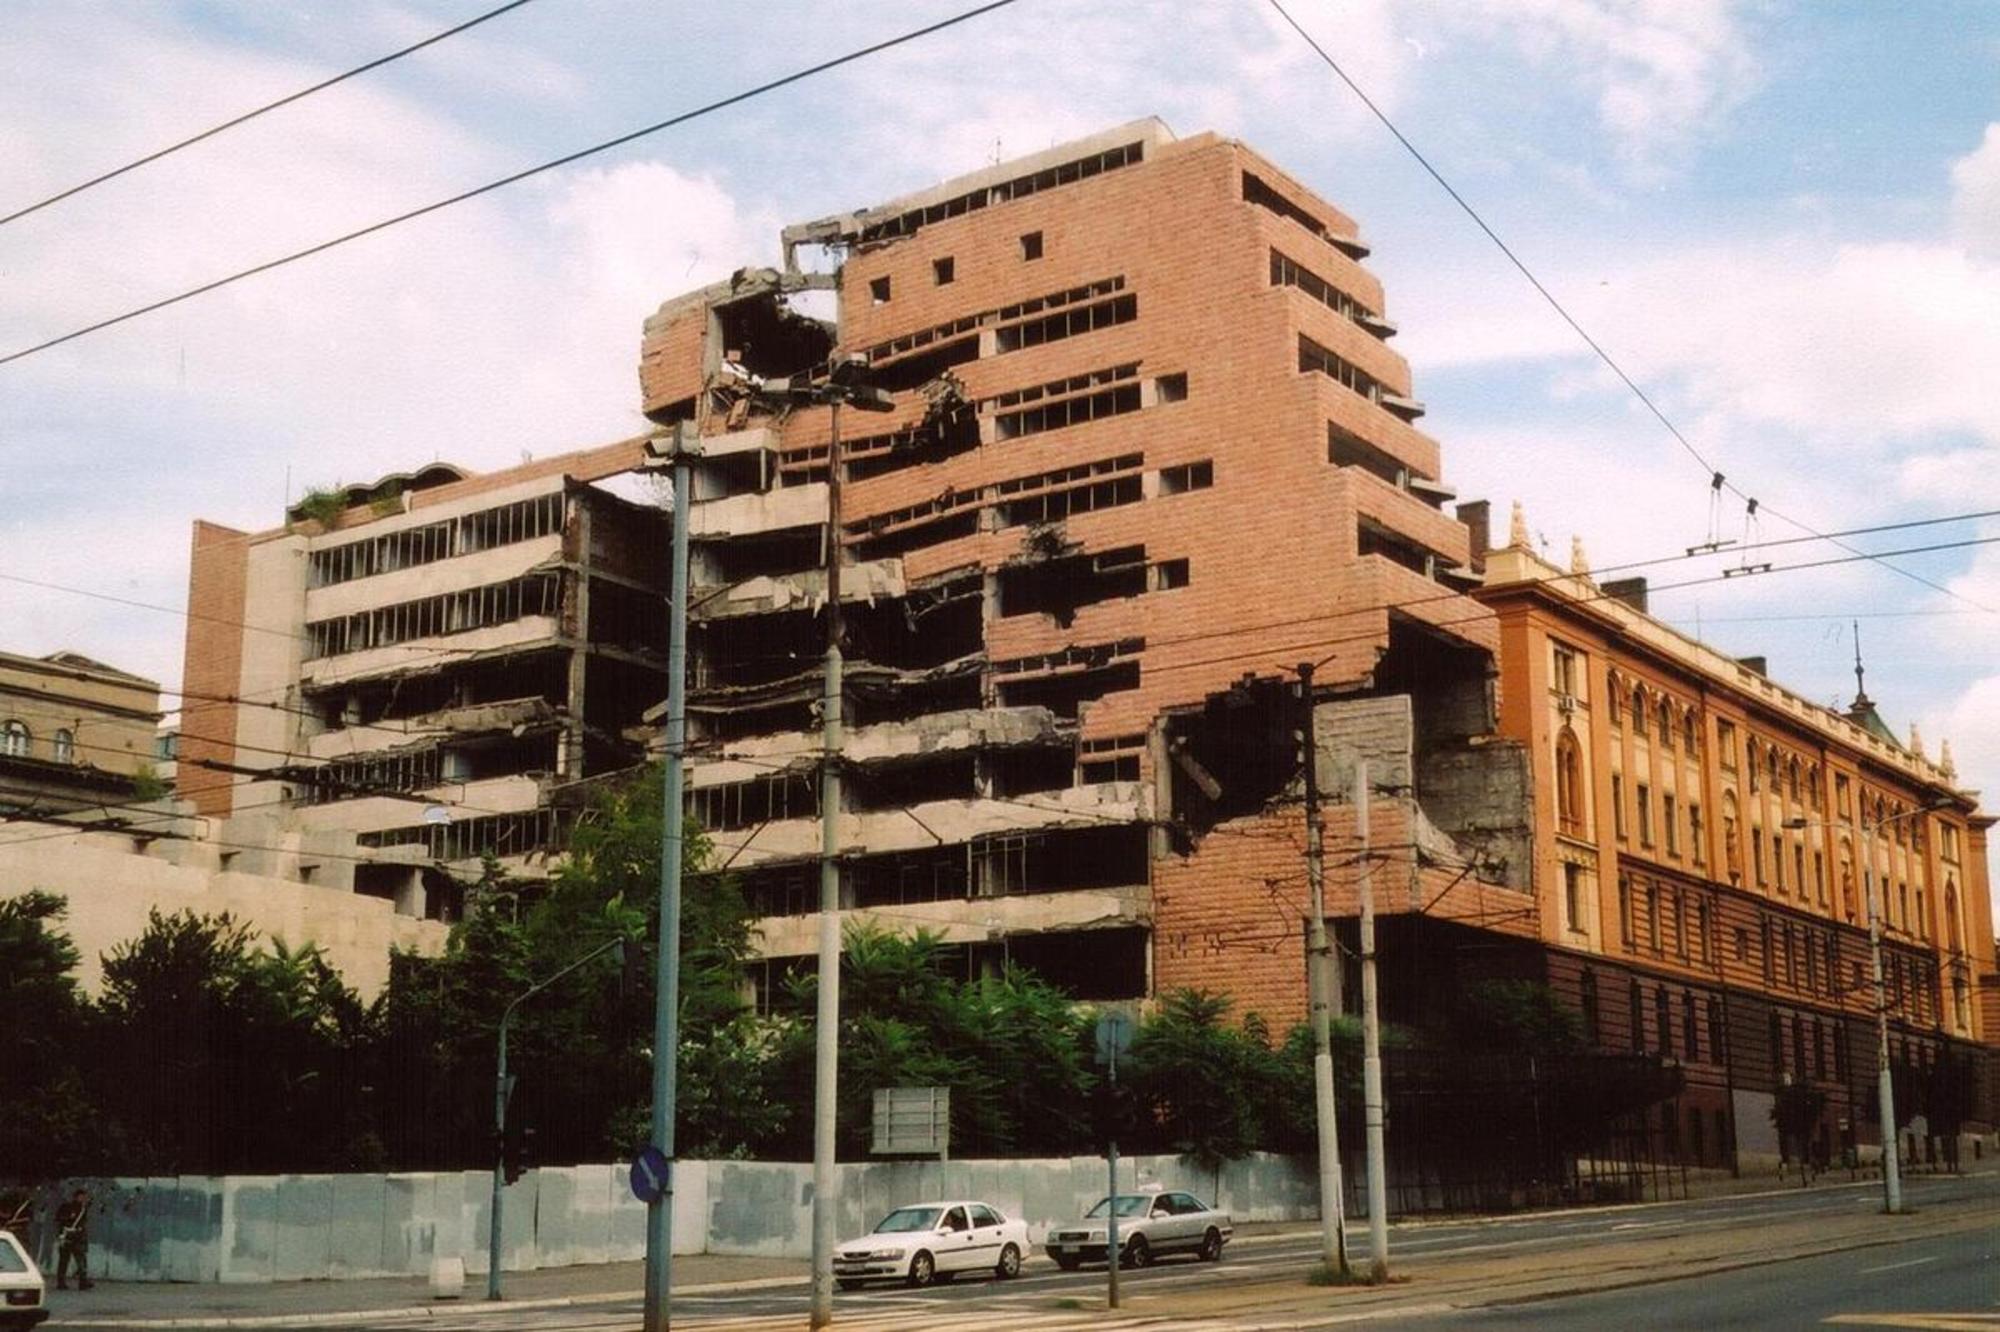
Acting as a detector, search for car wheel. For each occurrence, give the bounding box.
[996,1242,1022,1279]
[1123,1234,1151,1268]
[1199,1227,1223,1262]
[837,1278,865,1291]
[907,1250,936,1288]
[1054,1254,1081,1271]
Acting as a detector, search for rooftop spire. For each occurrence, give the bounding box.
[1851,619,1870,710]
[1508,500,1530,549]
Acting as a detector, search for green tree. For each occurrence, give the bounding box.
[0,893,97,1179]
[94,909,369,1173]
[1125,989,1279,1170]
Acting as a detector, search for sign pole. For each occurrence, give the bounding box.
[1107,1035,1120,1311]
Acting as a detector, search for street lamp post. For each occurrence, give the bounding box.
[1785,800,1940,1215]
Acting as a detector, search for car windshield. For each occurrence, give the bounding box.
[0,1235,28,1273]
[1084,1195,1150,1219]
[873,1206,943,1234]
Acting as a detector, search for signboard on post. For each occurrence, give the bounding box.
[871,1087,950,1158]
[1094,1013,1133,1069]
[629,1145,671,1205]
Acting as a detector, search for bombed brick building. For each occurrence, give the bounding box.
[634,119,1525,1013]
[174,120,1996,1164]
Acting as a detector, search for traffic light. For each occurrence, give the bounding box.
[501,1123,537,1185]
[1092,1080,1140,1142]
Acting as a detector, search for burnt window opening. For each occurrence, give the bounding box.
[852,844,971,909]
[1270,248,1381,326]
[694,609,822,690]
[844,371,980,482]
[1080,754,1140,783]
[845,673,983,728]
[848,584,983,671]
[997,544,1148,625]
[1153,558,1190,590]
[980,926,1146,1001]
[353,862,408,902]
[1158,461,1214,495]
[689,770,818,831]
[741,864,818,918]
[865,335,979,394]
[1154,372,1188,403]
[933,256,955,285]
[357,807,570,861]
[588,578,669,654]
[859,277,1119,364]
[989,746,1077,797]
[697,525,823,585]
[693,698,816,744]
[1020,231,1044,260]
[849,510,981,561]
[972,823,1149,896]
[750,955,815,1016]
[309,649,570,730]
[993,293,1137,353]
[869,275,892,305]
[1166,675,1297,837]
[996,659,1140,719]
[714,294,835,380]
[848,753,978,811]
[297,746,440,805]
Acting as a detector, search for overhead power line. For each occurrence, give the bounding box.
[1264,0,1996,618]
[0,0,540,228]
[0,0,1022,368]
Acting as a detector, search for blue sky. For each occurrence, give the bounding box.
[4,1,1997,889]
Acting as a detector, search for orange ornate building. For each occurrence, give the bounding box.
[1477,524,1996,1166]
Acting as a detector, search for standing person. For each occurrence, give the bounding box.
[55,1188,92,1290]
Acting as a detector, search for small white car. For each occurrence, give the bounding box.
[0,1231,49,1331]
[833,1200,1030,1289]
[1044,1189,1232,1269]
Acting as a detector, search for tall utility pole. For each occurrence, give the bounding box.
[1354,758,1389,1279]
[1296,663,1347,1274]
[804,356,892,1328]
[809,386,846,1331]
[642,423,697,1331]
[1861,815,1902,1214]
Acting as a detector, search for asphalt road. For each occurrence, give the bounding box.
[1454,1219,1998,1329]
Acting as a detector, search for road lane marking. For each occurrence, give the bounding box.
[1856,1255,1942,1274]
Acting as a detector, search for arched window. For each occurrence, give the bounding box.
[1944,882,1961,951]
[1722,791,1741,879]
[1606,674,1623,727]
[1747,739,1761,791]
[1631,682,1646,725]
[1656,699,1673,747]
[53,729,74,764]
[0,720,27,757]
[1787,757,1800,801]
[1555,727,1585,835]
[1683,710,1698,752]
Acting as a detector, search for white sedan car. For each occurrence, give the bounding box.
[0,1231,49,1331]
[833,1200,1030,1289]
[1044,1189,1232,1269]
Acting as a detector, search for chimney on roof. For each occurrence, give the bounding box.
[1456,500,1490,574]
[1602,576,1648,613]
[1738,655,1768,678]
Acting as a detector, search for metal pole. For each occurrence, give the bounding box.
[1863,816,1901,1213]
[1357,758,1388,1279]
[644,431,695,1332]
[809,396,846,1329]
[488,1017,510,1301]
[1107,1041,1120,1309]
[1297,663,1347,1274]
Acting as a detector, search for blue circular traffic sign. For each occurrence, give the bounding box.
[630,1146,671,1204]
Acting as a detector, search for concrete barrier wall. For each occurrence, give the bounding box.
[32,1152,1315,1281]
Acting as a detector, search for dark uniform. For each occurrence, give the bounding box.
[55,1190,92,1290]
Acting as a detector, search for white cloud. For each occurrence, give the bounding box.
[1949,122,2000,259]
